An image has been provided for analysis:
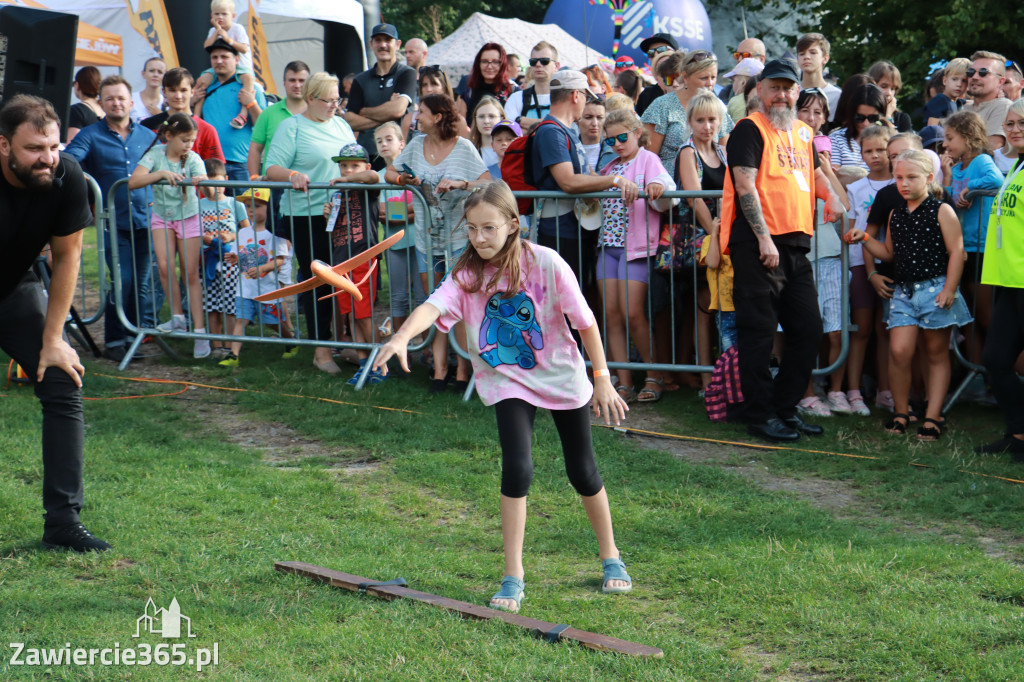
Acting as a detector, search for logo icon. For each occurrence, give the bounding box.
[134,598,196,639]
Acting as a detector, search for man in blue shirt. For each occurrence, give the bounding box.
[531,70,637,288]
[65,76,157,362]
[196,38,266,186]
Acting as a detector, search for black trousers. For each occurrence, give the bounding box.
[731,240,823,423]
[537,230,598,292]
[0,272,85,527]
[494,399,604,499]
[984,287,1024,434]
[287,215,335,342]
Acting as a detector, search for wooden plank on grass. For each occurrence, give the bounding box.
[275,561,664,658]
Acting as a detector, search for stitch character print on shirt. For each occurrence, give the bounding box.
[478,291,544,369]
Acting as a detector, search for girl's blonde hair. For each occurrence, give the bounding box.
[453,181,532,297]
[302,72,339,103]
[893,149,943,199]
[373,121,405,161]
[943,110,992,158]
[858,123,892,147]
[686,91,725,126]
[603,93,633,113]
[469,96,505,151]
[604,108,649,147]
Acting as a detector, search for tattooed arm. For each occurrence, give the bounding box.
[733,165,779,268]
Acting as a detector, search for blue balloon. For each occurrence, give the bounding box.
[543,0,712,67]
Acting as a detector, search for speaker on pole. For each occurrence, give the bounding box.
[0,6,78,134]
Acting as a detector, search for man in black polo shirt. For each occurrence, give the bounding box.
[0,95,110,552]
[343,23,417,170]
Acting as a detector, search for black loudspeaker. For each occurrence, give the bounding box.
[0,6,78,134]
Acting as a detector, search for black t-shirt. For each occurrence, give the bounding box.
[1,153,93,300]
[140,111,169,131]
[636,84,663,116]
[725,118,820,250]
[329,188,380,262]
[68,102,99,131]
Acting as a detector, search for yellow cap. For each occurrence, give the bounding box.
[236,187,270,203]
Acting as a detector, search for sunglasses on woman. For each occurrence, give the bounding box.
[603,130,636,146]
[854,113,881,124]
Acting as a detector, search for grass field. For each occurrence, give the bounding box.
[2,338,1024,680]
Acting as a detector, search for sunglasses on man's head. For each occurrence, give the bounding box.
[966,67,1002,78]
[854,113,881,124]
[529,57,553,67]
[1007,61,1023,77]
[646,45,672,59]
[603,131,635,146]
[687,51,717,63]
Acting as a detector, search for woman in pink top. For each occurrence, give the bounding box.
[373,181,632,613]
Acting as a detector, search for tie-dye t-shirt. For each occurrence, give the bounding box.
[426,244,597,410]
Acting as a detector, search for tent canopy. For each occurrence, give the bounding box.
[428,13,610,78]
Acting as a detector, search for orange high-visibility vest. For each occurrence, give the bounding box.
[720,111,816,253]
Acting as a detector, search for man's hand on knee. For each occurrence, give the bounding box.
[37,338,84,387]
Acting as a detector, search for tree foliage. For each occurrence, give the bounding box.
[716,0,1024,105]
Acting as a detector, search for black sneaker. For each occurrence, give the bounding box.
[975,435,1024,460]
[102,345,127,362]
[42,523,112,553]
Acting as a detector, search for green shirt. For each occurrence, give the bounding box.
[250,100,297,173]
[982,160,1024,288]
[264,114,356,217]
[137,146,205,220]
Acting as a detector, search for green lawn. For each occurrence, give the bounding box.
[1,343,1023,680]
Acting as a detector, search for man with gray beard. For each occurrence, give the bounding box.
[719,59,846,443]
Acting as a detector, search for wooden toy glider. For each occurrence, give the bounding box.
[253,230,405,303]
[275,561,664,658]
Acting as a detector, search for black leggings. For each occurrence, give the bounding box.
[495,399,604,499]
[287,214,335,342]
[984,286,1024,434]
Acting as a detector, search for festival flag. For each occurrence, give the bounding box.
[125,0,178,67]
[0,0,123,67]
[247,0,277,96]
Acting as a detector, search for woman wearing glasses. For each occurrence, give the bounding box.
[641,49,734,172]
[976,100,1024,460]
[455,43,517,120]
[827,83,889,170]
[264,72,357,374]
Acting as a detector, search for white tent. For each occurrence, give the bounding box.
[428,13,610,78]
[14,0,363,94]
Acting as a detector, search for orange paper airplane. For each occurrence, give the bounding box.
[253,230,405,303]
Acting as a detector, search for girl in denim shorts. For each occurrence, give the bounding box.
[846,149,971,441]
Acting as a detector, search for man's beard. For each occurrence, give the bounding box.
[9,155,55,190]
[764,103,795,130]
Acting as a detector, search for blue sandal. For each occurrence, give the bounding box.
[488,575,524,613]
[602,557,633,594]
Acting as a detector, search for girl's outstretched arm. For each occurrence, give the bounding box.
[128,166,182,190]
[937,202,966,307]
[578,323,629,425]
[372,302,442,375]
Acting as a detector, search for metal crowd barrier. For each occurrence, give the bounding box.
[99,180,856,400]
[75,173,108,327]
[944,187,998,414]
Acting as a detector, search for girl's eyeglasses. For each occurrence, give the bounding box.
[466,221,509,235]
[603,130,636,146]
[854,113,881,124]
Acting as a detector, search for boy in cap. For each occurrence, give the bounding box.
[488,119,522,179]
[219,187,297,367]
[322,143,386,384]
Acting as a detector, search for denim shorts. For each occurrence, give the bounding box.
[717,311,737,351]
[236,297,286,325]
[887,276,973,330]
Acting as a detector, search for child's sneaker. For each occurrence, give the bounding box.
[193,338,212,359]
[281,345,299,359]
[875,390,895,412]
[798,396,833,417]
[218,352,239,368]
[846,392,871,416]
[826,390,853,414]
[346,360,367,386]
[212,347,232,360]
[156,314,187,333]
